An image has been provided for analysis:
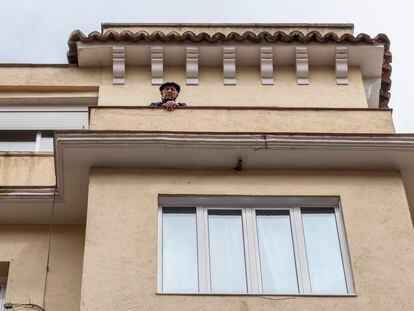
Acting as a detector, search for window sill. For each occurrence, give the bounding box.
[156,292,357,297]
[0,151,54,156]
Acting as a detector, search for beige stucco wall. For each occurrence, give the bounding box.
[0,66,368,108]
[90,108,395,133]
[99,67,367,108]
[82,168,414,311]
[0,154,55,186]
[102,25,354,36]
[0,86,98,105]
[0,67,104,87]
[0,225,85,311]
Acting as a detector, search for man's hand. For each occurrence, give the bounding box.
[161,101,179,111]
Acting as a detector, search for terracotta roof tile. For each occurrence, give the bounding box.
[67,30,391,108]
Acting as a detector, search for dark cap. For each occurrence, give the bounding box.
[159,82,180,93]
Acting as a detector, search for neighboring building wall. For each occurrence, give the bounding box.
[0,155,55,186]
[82,168,414,311]
[0,225,85,311]
[0,67,368,108]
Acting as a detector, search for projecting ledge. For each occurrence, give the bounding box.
[89,107,395,134]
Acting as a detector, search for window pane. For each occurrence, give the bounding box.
[162,207,198,293]
[39,137,53,151]
[256,210,298,293]
[0,131,36,151]
[39,131,54,151]
[208,210,247,293]
[40,140,53,151]
[302,208,347,294]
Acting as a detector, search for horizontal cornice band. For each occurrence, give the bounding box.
[67,30,391,108]
[55,131,414,151]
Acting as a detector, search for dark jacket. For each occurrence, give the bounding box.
[149,102,187,108]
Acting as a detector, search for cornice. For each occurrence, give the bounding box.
[0,187,55,200]
[2,131,414,224]
[67,30,391,108]
[54,131,414,149]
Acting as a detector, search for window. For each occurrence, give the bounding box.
[0,105,89,130]
[158,196,354,295]
[0,104,90,152]
[0,131,53,152]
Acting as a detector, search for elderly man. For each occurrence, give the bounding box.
[149,82,187,111]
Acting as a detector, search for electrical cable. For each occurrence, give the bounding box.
[3,188,56,311]
[42,186,57,309]
[4,302,45,311]
[3,134,58,311]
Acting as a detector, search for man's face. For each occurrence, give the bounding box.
[161,86,179,101]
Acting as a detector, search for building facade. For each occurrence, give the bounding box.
[0,23,413,311]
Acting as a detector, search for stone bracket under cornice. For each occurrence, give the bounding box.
[260,47,273,85]
[186,47,199,85]
[151,46,164,85]
[336,46,348,85]
[223,47,236,85]
[296,47,309,85]
[112,46,125,85]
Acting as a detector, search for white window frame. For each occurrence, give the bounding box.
[35,131,44,151]
[0,105,89,130]
[157,195,355,295]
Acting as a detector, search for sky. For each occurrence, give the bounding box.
[1,0,413,132]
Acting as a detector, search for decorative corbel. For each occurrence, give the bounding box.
[336,46,348,85]
[223,47,236,85]
[296,47,309,85]
[151,46,163,85]
[112,46,125,85]
[186,47,199,85]
[260,47,274,85]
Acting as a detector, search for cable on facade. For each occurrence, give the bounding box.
[42,186,57,309]
[3,302,45,311]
